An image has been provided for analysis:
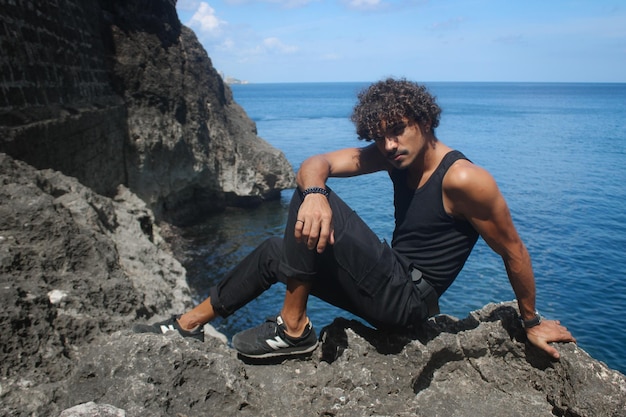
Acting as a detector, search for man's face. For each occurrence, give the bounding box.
[375,118,428,169]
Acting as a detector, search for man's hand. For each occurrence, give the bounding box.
[294,194,334,253]
[525,319,576,359]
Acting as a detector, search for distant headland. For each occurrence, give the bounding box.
[220,71,249,85]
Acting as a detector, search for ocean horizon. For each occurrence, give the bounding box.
[175,81,626,375]
[228,80,626,85]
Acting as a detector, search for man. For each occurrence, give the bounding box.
[135,78,575,360]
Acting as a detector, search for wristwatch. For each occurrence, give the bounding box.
[521,311,542,329]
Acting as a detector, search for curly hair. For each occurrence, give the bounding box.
[351,78,442,141]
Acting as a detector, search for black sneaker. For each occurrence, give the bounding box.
[132,315,204,342]
[232,315,318,359]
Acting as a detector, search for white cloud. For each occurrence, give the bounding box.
[219,38,235,50]
[342,0,386,11]
[177,0,201,11]
[275,0,317,7]
[224,0,316,8]
[188,2,227,35]
[262,37,299,54]
[341,0,429,12]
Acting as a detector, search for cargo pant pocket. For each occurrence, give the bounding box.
[332,211,394,297]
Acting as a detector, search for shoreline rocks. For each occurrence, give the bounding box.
[1,153,625,416]
[0,0,295,226]
[0,1,624,415]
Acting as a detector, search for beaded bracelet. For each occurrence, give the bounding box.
[302,187,329,197]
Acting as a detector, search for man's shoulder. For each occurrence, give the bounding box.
[445,158,484,184]
[444,159,498,197]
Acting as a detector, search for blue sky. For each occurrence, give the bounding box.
[176,0,626,83]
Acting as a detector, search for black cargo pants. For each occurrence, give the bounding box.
[209,188,436,330]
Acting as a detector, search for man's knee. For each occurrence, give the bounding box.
[256,237,283,283]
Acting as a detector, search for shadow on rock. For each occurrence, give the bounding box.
[318,304,543,366]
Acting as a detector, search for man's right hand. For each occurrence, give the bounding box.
[294,193,334,253]
[525,319,576,359]
[293,145,387,253]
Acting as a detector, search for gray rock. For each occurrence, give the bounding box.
[0,0,295,225]
[59,402,126,417]
[0,152,193,416]
[60,305,625,417]
[0,2,624,415]
[106,1,295,224]
[0,153,624,417]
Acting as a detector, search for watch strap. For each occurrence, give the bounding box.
[521,311,542,329]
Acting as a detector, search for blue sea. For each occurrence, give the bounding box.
[178,82,626,375]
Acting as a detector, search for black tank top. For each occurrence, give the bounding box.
[390,150,479,295]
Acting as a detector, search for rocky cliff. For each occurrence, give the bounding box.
[0,0,295,225]
[1,152,624,417]
[1,1,625,416]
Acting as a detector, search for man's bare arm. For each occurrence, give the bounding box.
[444,161,576,358]
[295,145,388,253]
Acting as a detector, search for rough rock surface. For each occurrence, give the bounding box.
[1,153,625,417]
[0,153,192,415]
[63,307,626,417]
[0,3,625,414]
[104,0,295,223]
[0,0,295,225]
